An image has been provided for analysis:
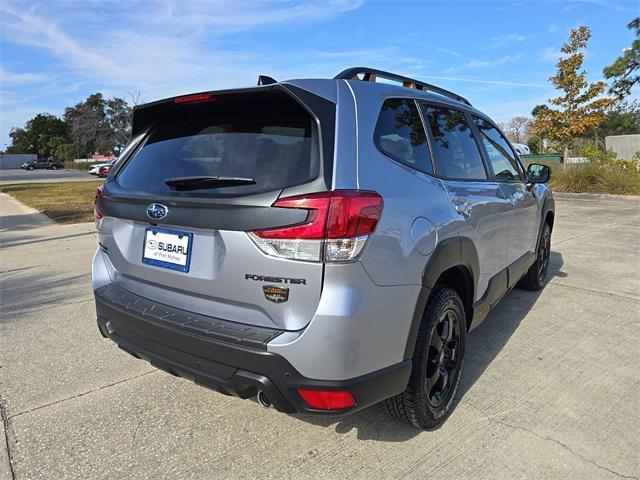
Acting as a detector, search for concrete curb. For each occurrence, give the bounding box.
[0,400,13,480]
[0,192,53,228]
[0,192,42,215]
[553,191,640,202]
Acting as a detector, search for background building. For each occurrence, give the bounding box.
[0,153,37,170]
[605,134,640,160]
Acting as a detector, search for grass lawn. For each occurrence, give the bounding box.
[0,181,103,223]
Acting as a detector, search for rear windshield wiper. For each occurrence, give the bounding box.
[164,176,256,191]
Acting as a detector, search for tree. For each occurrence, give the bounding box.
[64,93,111,157]
[531,104,550,118]
[502,116,530,143]
[64,93,132,156]
[592,101,640,148]
[604,17,640,99]
[128,90,144,107]
[7,93,133,159]
[526,134,542,154]
[530,105,551,153]
[54,143,83,163]
[531,26,616,162]
[105,97,132,154]
[6,114,69,157]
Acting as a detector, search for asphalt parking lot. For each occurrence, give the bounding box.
[0,169,98,185]
[1,193,639,480]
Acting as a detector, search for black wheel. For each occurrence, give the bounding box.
[27,165,34,171]
[50,164,57,170]
[518,222,552,291]
[385,286,466,429]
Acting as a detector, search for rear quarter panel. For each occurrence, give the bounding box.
[347,82,458,286]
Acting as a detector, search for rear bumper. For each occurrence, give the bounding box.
[95,283,411,415]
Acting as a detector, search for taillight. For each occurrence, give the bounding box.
[249,190,383,262]
[297,389,356,410]
[94,184,104,227]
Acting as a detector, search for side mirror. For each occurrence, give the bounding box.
[526,163,551,184]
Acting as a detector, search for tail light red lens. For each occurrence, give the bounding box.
[94,184,104,220]
[253,190,383,240]
[297,389,356,410]
[253,194,330,240]
[249,190,383,262]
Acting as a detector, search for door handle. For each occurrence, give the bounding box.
[508,189,526,206]
[452,200,472,217]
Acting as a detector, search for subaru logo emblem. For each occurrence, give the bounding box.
[146,203,168,220]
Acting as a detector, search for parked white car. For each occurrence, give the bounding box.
[512,143,531,156]
[89,161,114,175]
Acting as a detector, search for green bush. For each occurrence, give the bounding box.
[525,146,640,195]
[64,161,102,171]
[580,145,617,163]
[550,162,640,195]
[598,167,640,194]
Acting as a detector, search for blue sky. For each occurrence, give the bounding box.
[0,0,638,149]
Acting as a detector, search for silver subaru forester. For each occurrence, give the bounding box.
[92,67,554,429]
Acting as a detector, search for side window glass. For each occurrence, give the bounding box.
[472,116,523,181]
[422,105,487,180]
[373,98,433,174]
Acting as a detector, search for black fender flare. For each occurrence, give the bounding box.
[536,196,555,251]
[404,237,479,359]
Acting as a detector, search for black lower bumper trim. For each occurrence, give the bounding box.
[95,284,411,415]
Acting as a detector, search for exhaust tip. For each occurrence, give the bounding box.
[257,390,272,408]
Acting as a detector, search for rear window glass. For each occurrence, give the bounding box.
[117,105,317,196]
[373,98,432,174]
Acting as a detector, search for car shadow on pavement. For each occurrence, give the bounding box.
[292,251,566,442]
[0,268,91,321]
[0,213,52,233]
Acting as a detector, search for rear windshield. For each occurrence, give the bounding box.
[117,101,318,196]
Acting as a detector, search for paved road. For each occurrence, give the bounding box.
[1,195,639,480]
[0,168,99,185]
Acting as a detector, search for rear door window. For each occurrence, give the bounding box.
[421,105,487,180]
[117,105,317,196]
[373,98,433,174]
[472,116,524,181]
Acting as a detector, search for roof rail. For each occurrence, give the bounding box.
[334,67,471,106]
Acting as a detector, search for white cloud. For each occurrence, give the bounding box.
[444,54,523,73]
[0,66,48,86]
[0,0,368,144]
[573,0,637,12]
[416,42,464,59]
[475,93,554,122]
[487,34,529,49]
[497,2,524,11]
[428,76,547,89]
[540,47,561,63]
[0,0,365,100]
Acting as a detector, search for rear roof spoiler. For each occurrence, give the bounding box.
[131,85,275,137]
[335,67,472,106]
[129,84,337,189]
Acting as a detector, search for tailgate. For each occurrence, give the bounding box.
[96,86,335,331]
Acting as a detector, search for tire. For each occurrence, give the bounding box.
[385,286,466,429]
[518,222,552,291]
[50,164,57,170]
[27,166,34,171]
